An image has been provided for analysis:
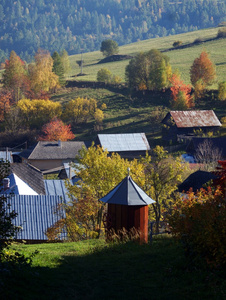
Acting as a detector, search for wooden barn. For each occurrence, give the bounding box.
[162,110,222,142]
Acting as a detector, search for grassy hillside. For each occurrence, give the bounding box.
[67,27,226,89]
[2,237,225,300]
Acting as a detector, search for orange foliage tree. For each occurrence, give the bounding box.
[190,51,216,89]
[38,118,75,141]
[170,73,193,109]
[0,90,12,121]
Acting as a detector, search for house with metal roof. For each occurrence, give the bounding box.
[2,163,46,195]
[5,194,67,242]
[162,110,222,142]
[19,140,86,171]
[95,133,150,158]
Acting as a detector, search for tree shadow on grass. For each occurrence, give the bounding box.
[1,238,225,300]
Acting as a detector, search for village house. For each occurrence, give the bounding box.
[19,140,86,172]
[95,133,150,159]
[161,110,222,143]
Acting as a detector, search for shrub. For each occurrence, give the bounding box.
[168,188,226,268]
[218,81,226,101]
[173,41,183,48]
[193,37,204,44]
[217,28,226,38]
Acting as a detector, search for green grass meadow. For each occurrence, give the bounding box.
[2,237,225,300]
[67,27,226,88]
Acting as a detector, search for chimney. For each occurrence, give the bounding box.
[3,178,10,191]
[58,140,62,147]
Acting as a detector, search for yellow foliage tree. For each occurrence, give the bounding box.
[63,97,104,124]
[17,99,62,128]
[65,144,145,239]
[29,49,60,95]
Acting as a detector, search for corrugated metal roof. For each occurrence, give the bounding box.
[100,176,155,206]
[5,195,67,241]
[0,151,13,163]
[169,110,221,128]
[28,141,86,160]
[44,180,71,202]
[97,133,150,152]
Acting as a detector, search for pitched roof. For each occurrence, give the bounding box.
[6,195,67,241]
[100,175,155,206]
[97,133,150,152]
[163,110,221,128]
[10,163,45,194]
[4,173,39,195]
[28,141,86,160]
[178,170,218,193]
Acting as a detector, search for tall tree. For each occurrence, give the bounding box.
[2,51,30,102]
[38,118,75,141]
[190,51,216,88]
[29,49,60,95]
[141,146,185,233]
[60,49,71,74]
[125,49,172,91]
[52,51,65,85]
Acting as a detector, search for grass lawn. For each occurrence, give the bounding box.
[1,236,225,300]
[67,27,226,89]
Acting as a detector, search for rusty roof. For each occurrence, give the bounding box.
[169,110,221,128]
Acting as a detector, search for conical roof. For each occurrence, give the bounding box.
[100,176,155,206]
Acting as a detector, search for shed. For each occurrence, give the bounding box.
[100,175,155,243]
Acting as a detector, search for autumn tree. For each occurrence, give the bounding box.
[125,49,172,91]
[170,73,193,109]
[2,51,31,102]
[65,144,145,239]
[63,97,104,125]
[29,49,60,95]
[100,39,119,57]
[190,51,216,92]
[17,98,62,128]
[38,118,75,141]
[0,90,12,121]
[141,146,186,233]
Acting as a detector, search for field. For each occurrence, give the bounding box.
[67,27,226,88]
[2,237,225,300]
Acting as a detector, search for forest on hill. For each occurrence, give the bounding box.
[0,0,225,63]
